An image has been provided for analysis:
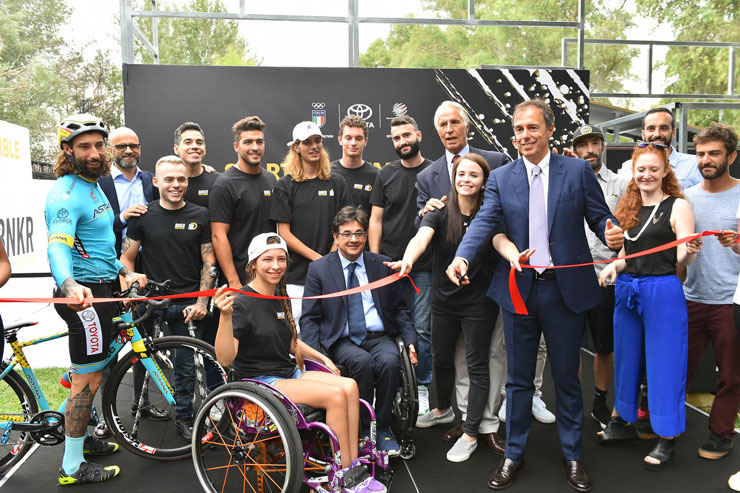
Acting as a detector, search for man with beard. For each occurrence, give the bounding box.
[617,107,702,190]
[683,123,740,460]
[368,115,434,415]
[46,114,147,485]
[99,127,158,257]
[210,116,276,289]
[570,125,628,429]
[331,115,378,216]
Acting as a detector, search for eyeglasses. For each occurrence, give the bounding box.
[338,231,367,240]
[113,143,141,151]
[636,142,667,150]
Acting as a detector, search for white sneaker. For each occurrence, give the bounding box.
[730,470,740,492]
[415,408,455,428]
[446,436,478,463]
[498,398,506,423]
[532,396,556,424]
[417,385,430,416]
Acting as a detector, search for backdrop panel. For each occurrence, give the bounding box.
[123,65,589,175]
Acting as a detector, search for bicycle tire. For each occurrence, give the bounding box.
[102,336,227,460]
[192,382,303,493]
[0,368,39,474]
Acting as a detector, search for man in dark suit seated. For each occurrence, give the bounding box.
[301,206,418,457]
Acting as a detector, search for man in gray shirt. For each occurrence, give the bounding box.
[683,123,740,461]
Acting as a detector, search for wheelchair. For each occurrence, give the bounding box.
[191,358,392,492]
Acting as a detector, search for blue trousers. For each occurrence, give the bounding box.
[408,270,432,386]
[613,274,687,437]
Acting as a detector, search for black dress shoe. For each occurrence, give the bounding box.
[443,423,463,442]
[561,458,591,492]
[131,403,171,421]
[488,457,524,490]
[480,432,505,456]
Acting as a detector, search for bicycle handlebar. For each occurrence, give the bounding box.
[115,279,172,329]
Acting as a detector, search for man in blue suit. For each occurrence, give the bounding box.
[301,206,418,457]
[448,100,624,492]
[98,127,157,257]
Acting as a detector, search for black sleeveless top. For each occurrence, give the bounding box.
[624,195,678,276]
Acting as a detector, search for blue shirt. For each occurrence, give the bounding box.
[618,146,702,190]
[338,252,385,336]
[111,166,146,239]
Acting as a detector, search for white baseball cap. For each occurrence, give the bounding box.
[248,233,289,263]
[287,121,323,147]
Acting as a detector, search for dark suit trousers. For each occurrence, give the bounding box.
[329,335,400,427]
[502,278,584,461]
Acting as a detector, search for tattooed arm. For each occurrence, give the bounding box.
[118,236,147,289]
[183,242,217,323]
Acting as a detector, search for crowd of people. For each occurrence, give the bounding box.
[38,99,740,491]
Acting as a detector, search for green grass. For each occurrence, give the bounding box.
[1,367,68,411]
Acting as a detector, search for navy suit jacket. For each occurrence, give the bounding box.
[415,145,510,225]
[456,153,617,314]
[300,251,417,352]
[99,170,157,256]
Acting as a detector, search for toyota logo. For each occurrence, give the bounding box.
[347,104,373,121]
[81,310,95,322]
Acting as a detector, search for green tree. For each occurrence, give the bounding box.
[360,0,638,100]
[135,0,261,66]
[634,0,740,127]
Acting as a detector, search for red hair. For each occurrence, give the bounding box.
[614,145,683,231]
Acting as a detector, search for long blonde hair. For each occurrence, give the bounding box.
[244,247,304,371]
[282,143,331,182]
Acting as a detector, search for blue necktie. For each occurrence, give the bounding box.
[347,262,367,345]
[529,165,550,273]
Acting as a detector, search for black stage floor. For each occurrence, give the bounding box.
[2,350,738,492]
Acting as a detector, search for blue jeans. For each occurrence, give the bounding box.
[408,270,432,386]
[135,304,205,420]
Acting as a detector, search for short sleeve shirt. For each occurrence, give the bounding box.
[184,170,221,209]
[331,160,378,216]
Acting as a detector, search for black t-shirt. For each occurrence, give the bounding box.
[126,201,211,305]
[209,166,277,284]
[369,159,433,271]
[184,170,221,209]
[330,160,378,216]
[231,287,296,379]
[269,174,352,284]
[421,208,497,316]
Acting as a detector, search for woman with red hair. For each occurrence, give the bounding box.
[599,143,702,470]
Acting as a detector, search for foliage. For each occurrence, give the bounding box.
[135,0,261,66]
[360,0,639,99]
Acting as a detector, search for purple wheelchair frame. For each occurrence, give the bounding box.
[231,358,390,491]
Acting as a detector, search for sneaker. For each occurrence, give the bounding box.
[175,417,194,441]
[83,435,119,456]
[532,396,556,424]
[730,469,740,491]
[58,461,120,485]
[346,476,388,492]
[498,398,507,423]
[377,427,399,457]
[131,402,170,421]
[417,385,430,416]
[698,432,733,460]
[446,436,478,463]
[416,408,455,429]
[93,419,111,439]
[591,399,611,429]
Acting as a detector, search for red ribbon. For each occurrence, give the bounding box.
[0,273,418,305]
[509,230,725,316]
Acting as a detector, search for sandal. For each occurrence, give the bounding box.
[643,438,676,471]
[597,416,637,443]
[634,419,658,440]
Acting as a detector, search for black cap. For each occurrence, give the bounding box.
[571,124,605,146]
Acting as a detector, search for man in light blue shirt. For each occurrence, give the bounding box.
[617,107,703,190]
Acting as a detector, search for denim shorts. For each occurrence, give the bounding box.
[251,367,303,386]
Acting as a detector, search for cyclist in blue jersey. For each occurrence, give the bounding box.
[46,114,147,486]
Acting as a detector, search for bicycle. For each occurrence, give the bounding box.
[0,280,227,475]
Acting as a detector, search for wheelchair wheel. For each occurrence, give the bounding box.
[0,369,38,474]
[192,382,303,493]
[102,336,227,460]
[392,336,418,459]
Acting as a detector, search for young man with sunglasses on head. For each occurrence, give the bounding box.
[617,107,703,190]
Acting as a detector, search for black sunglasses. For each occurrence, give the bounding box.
[636,142,667,150]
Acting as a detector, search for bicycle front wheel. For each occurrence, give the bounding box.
[102,336,227,460]
[0,368,39,474]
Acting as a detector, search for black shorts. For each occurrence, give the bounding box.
[54,281,116,374]
[585,284,615,355]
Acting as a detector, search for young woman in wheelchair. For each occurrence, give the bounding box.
[213,232,386,492]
